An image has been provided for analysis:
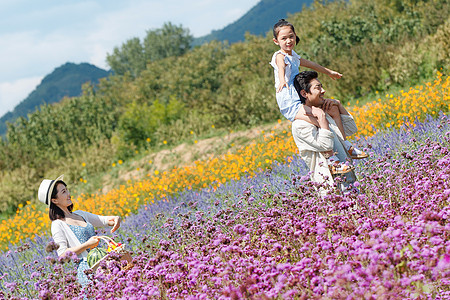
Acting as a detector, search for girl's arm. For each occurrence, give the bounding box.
[275,53,288,92]
[300,58,342,80]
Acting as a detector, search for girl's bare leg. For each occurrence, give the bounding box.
[325,105,347,140]
[294,105,320,127]
[324,102,368,159]
[293,106,335,160]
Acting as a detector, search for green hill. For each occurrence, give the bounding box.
[192,0,313,45]
[0,62,110,135]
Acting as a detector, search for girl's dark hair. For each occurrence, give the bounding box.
[49,180,73,221]
[294,71,319,103]
[273,19,300,45]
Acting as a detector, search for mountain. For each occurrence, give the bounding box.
[192,0,314,46]
[0,62,110,135]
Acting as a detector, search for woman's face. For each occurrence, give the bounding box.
[52,183,72,208]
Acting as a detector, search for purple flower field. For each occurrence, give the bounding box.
[1,115,449,299]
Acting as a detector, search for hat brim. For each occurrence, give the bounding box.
[46,175,64,206]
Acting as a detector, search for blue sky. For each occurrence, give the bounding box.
[0,0,259,117]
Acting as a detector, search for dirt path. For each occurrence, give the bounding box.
[101,120,291,193]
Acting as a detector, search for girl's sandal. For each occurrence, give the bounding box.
[329,162,355,175]
[348,146,368,159]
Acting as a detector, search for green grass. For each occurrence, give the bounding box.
[0,212,8,222]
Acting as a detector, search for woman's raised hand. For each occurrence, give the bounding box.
[107,216,121,233]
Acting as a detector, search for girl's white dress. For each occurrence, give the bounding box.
[270,50,302,122]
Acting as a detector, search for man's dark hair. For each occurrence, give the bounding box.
[49,180,73,221]
[294,71,319,103]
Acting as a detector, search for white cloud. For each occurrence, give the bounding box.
[0,76,43,117]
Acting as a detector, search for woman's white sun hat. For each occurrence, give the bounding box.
[38,175,64,206]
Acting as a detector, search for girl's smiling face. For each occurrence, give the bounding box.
[273,26,297,55]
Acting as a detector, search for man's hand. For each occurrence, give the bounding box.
[311,106,330,130]
[321,98,341,113]
[311,106,326,119]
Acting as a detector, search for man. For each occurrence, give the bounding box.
[291,70,362,194]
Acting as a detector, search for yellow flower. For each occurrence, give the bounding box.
[82,162,86,167]
[118,160,123,165]
[163,140,167,144]
[146,138,151,142]
[2,73,449,251]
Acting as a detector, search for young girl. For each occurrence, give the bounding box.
[270,19,367,174]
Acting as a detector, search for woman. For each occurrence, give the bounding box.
[38,174,121,286]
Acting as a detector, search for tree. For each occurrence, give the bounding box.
[106,37,145,78]
[143,22,193,61]
[106,22,193,77]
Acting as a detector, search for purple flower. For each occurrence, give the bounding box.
[233,224,249,235]
[436,254,450,271]
[430,236,444,246]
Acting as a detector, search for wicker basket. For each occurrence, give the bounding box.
[91,236,133,272]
